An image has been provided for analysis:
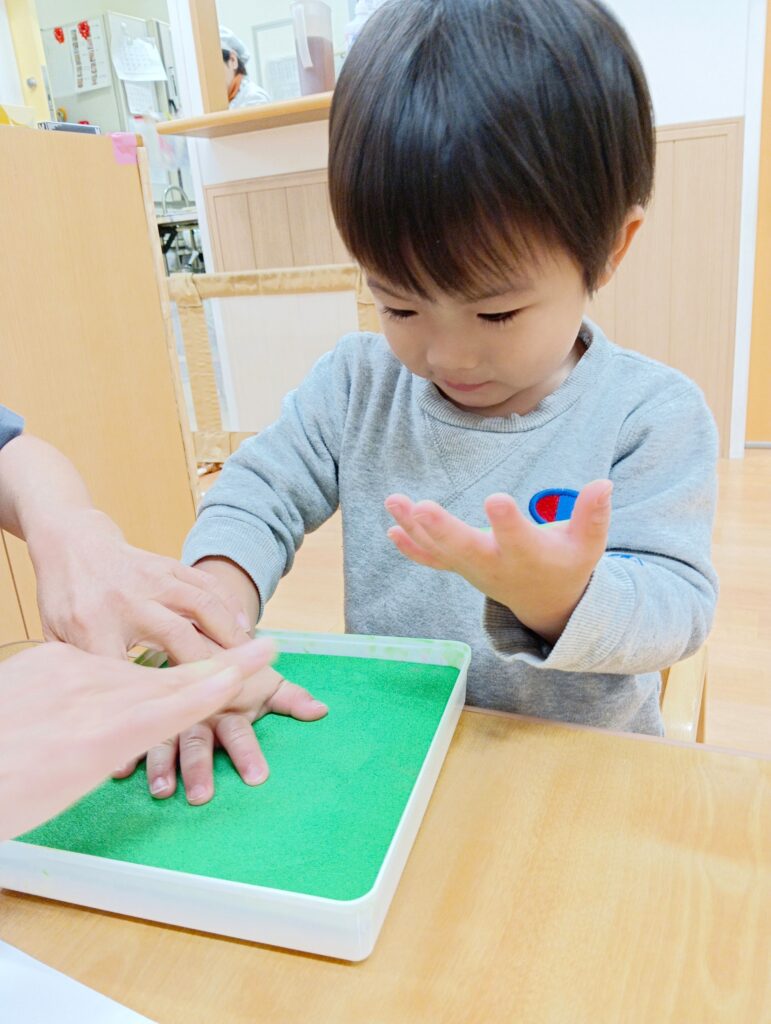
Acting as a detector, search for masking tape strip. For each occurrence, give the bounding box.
[110,132,138,165]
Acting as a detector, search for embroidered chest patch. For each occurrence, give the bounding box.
[529,488,579,524]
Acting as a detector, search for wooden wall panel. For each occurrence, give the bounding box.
[206,169,349,272]
[286,182,338,265]
[0,128,196,633]
[587,119,742,455]
[248,189,294,268]
[212,193,255,270]
[610,139,674,368]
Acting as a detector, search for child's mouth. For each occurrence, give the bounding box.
[441,380,491,393]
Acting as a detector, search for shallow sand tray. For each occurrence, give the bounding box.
[0,630,470,961]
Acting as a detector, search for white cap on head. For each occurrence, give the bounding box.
[219,26,249,65]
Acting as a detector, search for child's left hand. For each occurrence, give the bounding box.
[385,480,613,645]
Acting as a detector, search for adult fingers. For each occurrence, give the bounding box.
[73,631,130,660]
[100,666,239,776]
[108,639,276,768]
[179,723,216,805]
[135,606,216,664]
[162,576,251,650]
[265,678,328,721]
[215,714,268,786]
[172,563,251,631]
[145,737,179,799]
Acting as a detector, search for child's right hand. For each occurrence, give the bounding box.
[115,663,328,805]
[0,638,275,840]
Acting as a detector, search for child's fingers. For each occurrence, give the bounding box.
[568,480,613,555]
[215,713,268,786]
[112,756,140,780]
[265,678,328,721]
[385,495,438,552]
[145,737,178,799]
[484,494,534,551]
[387,526,442,568]
[412,501,490,567]
[178,722,216,805]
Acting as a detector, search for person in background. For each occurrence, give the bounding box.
[0,404,326,834]
[220,27,271,108]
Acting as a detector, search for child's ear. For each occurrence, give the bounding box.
[595,205,645,288]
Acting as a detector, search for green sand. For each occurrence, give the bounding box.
[20,654,459,901]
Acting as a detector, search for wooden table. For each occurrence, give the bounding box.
[1,712,768,1023]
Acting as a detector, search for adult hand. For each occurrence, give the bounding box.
[0,637,275,840]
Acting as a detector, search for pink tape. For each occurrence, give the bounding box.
[110,132,138,165]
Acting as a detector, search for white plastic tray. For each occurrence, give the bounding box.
[0,631,470,961]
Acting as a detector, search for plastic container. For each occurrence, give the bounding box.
[0,630,470,961]
[291,1,336,96]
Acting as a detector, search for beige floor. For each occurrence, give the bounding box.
[253,450,771,757]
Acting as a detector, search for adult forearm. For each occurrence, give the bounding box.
[0,434,115,554]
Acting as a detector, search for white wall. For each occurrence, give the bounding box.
[607,0,750,123]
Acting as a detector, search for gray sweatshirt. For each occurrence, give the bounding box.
[184,322,718,735]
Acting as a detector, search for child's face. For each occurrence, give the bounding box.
[366,245,591,418]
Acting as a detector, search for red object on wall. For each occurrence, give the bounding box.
[53,26,65,44]
[77,20,91,41]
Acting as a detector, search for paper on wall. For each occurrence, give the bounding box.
[123,80,157,115]
[111,32,167,82]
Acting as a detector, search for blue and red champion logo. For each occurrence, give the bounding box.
[528,488,578,525]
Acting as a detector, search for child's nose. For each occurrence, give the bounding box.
[425,335,480,375]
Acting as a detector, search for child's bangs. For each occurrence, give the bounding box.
[336,155,547,303]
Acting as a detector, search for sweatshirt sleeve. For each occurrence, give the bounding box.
[0,405,24,450]
[484,381,719,675]
[182,336,354,614]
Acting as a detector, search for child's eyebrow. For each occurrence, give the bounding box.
[366,276,534,304]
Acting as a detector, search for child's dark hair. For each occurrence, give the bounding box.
[222,48,247,76]
[329,0,654,298]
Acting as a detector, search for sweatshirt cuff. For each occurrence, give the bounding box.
[182,515,287,622]
[484,557,637,672]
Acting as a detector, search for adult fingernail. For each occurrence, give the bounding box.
[188,786,208,804]
[150,777,168,796]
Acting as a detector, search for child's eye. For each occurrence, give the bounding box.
[381,306,417,321]
[478,309,521,325]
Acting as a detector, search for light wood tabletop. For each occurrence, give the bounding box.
[0,711,768,1023]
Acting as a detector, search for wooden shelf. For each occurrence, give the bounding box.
[156,93,333,139]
